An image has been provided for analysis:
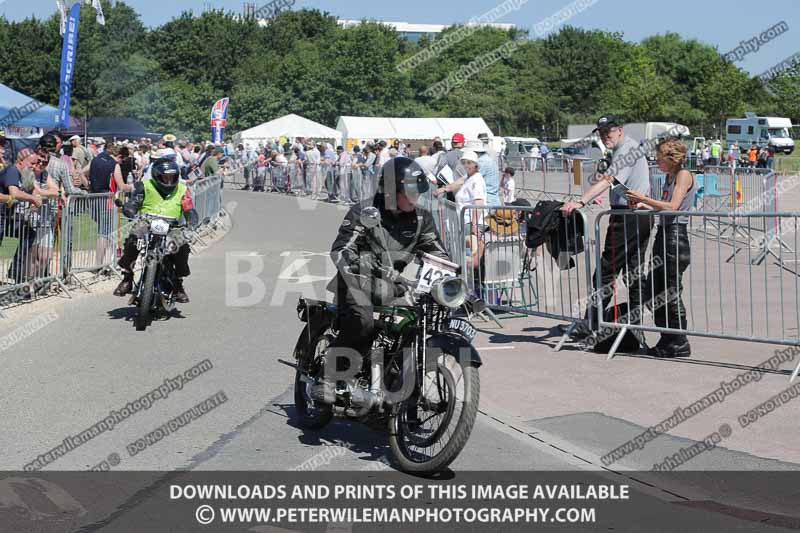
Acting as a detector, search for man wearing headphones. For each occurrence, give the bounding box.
[329,157,450,357]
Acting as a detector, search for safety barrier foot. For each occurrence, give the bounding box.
[54,277,72,299]
[553,321,576,352]
[66,273,91,294]
[479,307,504,329]
[606,327,628,360]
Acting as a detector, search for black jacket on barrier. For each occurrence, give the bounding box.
[525,200,585,270]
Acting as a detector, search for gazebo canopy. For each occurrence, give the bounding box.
[234,114,341,145]
[336,116,495,143]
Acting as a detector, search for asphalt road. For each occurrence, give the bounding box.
[0,189,797,532]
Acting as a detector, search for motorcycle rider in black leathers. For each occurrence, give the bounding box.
[329,157,450,358]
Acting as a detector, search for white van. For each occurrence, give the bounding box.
[726,113,795,154]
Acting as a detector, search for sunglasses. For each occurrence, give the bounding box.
[598,126,620,138]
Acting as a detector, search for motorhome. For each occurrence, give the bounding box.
[725,113,795,154]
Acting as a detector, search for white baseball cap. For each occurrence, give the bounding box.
[68,135,81,142]
[470,143,487,153]
[460,150,479,164]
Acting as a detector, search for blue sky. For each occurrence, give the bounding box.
[2,0,799,75]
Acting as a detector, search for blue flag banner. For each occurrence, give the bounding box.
[210,97,229,144]
[58,2,81,129]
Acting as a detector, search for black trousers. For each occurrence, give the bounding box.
[587,212,653,328]
[330,281,374,362]
[328,273,406,358]
[646,224,691,343]
[118,235,191,278]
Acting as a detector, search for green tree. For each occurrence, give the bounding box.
[598,41,671,121]
[541,27,621,116]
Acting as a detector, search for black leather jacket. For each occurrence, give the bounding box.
[331,195,449,291]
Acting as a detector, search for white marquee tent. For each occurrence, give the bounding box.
[336,116,496,146]
[233,114,342,145]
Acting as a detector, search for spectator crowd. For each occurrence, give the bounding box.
[0,129,228,289]
[230,134,523,211]
[694,139,775,170]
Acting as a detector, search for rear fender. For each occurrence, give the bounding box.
[294,298,336,361]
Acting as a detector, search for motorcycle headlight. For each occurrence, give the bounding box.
[165,237,179,254]
[431,277,467,309]
[150,219,170,236]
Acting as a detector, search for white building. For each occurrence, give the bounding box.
[336,20,515,42]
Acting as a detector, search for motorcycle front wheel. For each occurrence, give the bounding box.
[135,263,157,331]
[293,327,334,430]
[388,352,480,474]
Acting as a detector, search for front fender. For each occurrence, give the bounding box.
[426,333,482,368]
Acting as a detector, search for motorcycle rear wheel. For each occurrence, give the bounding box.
[135,263,157,331]
[293,328,334,430]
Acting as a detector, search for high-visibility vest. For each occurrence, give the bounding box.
[141,179,186,219]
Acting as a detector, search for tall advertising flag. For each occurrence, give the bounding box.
[210,98,230,144]
[58,2,81,128]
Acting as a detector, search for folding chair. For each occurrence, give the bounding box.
[481,234,523,307]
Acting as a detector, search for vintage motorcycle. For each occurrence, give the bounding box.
[292,207,482,473]
[127,214,190,331]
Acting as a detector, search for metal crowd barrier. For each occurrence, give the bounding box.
[237,161,379,204]
[649,165,777,214]
[515,159,599,206]
[418,191,463,264]
[649,166,791,265]
[226,159,248,188]
[60,193,121,286]
[190,175,224,226]
[419,193,596,334]
[593,209,800,381]
[504,153,569,174]
[0,197,68,307]
[455,204,594,337]
[419,184,800,381]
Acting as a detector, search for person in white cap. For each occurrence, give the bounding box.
[454,150,486,227]
[69,135,93,170]
[439,150,487,270]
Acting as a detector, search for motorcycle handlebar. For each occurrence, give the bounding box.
[134,214,183,227]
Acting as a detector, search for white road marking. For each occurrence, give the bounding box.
[476,346,515,351]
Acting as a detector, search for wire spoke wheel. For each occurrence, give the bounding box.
[293,330,334,429]
[389,351,480,473]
